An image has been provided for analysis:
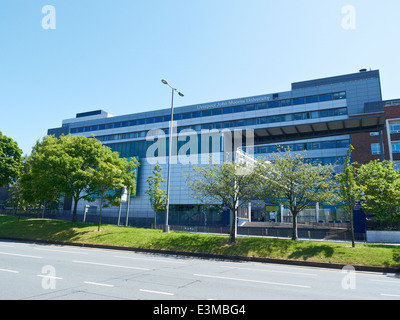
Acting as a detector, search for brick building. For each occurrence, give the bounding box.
[351,99,400,169]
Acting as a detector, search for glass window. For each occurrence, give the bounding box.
[319,94,332,102]
[113,122,121,128]
[256,103,267,110]
[245,104,255,111]
[295,143,305,151]
[268,101,280,108]
[84,127,91,132]
[337,140,350,148]
[390,122,400,134]
[91,125,98,131]
[223,107,233,114]
[338,108,348,116]
[319,110,330,118]
[122,121,129,127]
[212,109,222,115]
[333,91,346,100]
[293,97,305,105]
[234,106,244,113]
[138,119,146,125]
[294,113,306,121]
[236,119,245,127]
[70,128,78,134]
[105,123,113,129]
[129,120,137,126]
[370,132,379,136]
[202,110,211,117]
[306,96,319,104]
[174,114,182,120]
[392,142,400,153]
[192,111,201,118]
[146,118,154,124]
[284,114,293,121]
[182,113,191,119]
[371,143,381,155]
[281,99,291,107]
[163,115,171,122]
[155,117,163,123]
[99,124,106,130]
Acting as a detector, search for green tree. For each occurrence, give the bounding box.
[23,134,138,222]
[91,153,138,231]
[187,162,258,244]
[146,164,167,229]
[336,145,362,247]
[256,149,338,241]
[357,160,400,222]
[0,131,23,187]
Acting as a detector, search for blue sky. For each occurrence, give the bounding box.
[1,0,400,154]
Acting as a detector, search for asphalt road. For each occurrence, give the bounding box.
[0,239,399,301]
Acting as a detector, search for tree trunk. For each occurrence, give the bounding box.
[154,210,157,229]
[229,207,237,244]
[72,197,79,223]
[350,207,355,248]
[98,195,104,232]
[292,212,298,241]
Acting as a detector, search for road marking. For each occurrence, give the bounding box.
[37,274,63,280]
[381,293,400,298]
[114,255,186,264]
[194,273,311,289]
[139,289,174,296]
[221,266,318,277]
[371,279,400,285]
[0,251,42,259]
[34,247,88,255]
[72,260,151,271]
[0,268,19,274]
[84,281,114,288]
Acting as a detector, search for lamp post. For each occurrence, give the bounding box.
[161,79,184,233]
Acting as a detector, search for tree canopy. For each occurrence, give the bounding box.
[0,131,23,187]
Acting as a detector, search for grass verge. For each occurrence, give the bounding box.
[1,215,399,268]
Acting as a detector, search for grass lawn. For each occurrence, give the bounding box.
[0,215,399,268]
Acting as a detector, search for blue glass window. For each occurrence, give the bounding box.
[164,115,171,122]
[174,114,182,120]
[319,94,332,102]
[293,97,305,105]
[245,104,255,111]
[281,99,291,107]
[192,111,201,118]
[212,109,222,115]
[202,110,211,117]
[114,122,121,128]
[268,101,280,108]
[234,106,244,113]
[138,119,146,125]
[223,107,233,114]
[70,128,78,134]
[183,113,191,119]
[129,120,137,126]
[256,103,267,110]
[146,118,154,124]
[306,96,319,104]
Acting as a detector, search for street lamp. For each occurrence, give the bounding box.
[161,79,184,233]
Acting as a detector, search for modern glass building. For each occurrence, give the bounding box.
[48,69,385,226]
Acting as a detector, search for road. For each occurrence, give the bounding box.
[0,239,399,300]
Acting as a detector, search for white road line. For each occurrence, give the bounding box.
[221,266,318,277]
[371,279,400,285]
[114,255,186,264]
[0,251,42,259]
[0,244,14,248]
[139,289,174,296]
[84,281,114,288]
[37,274,63,280]
[72,260,151,271]
[194,273,311,289]
[381,293,400,298]
[0,268,19,274]
[34,247,88,255]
